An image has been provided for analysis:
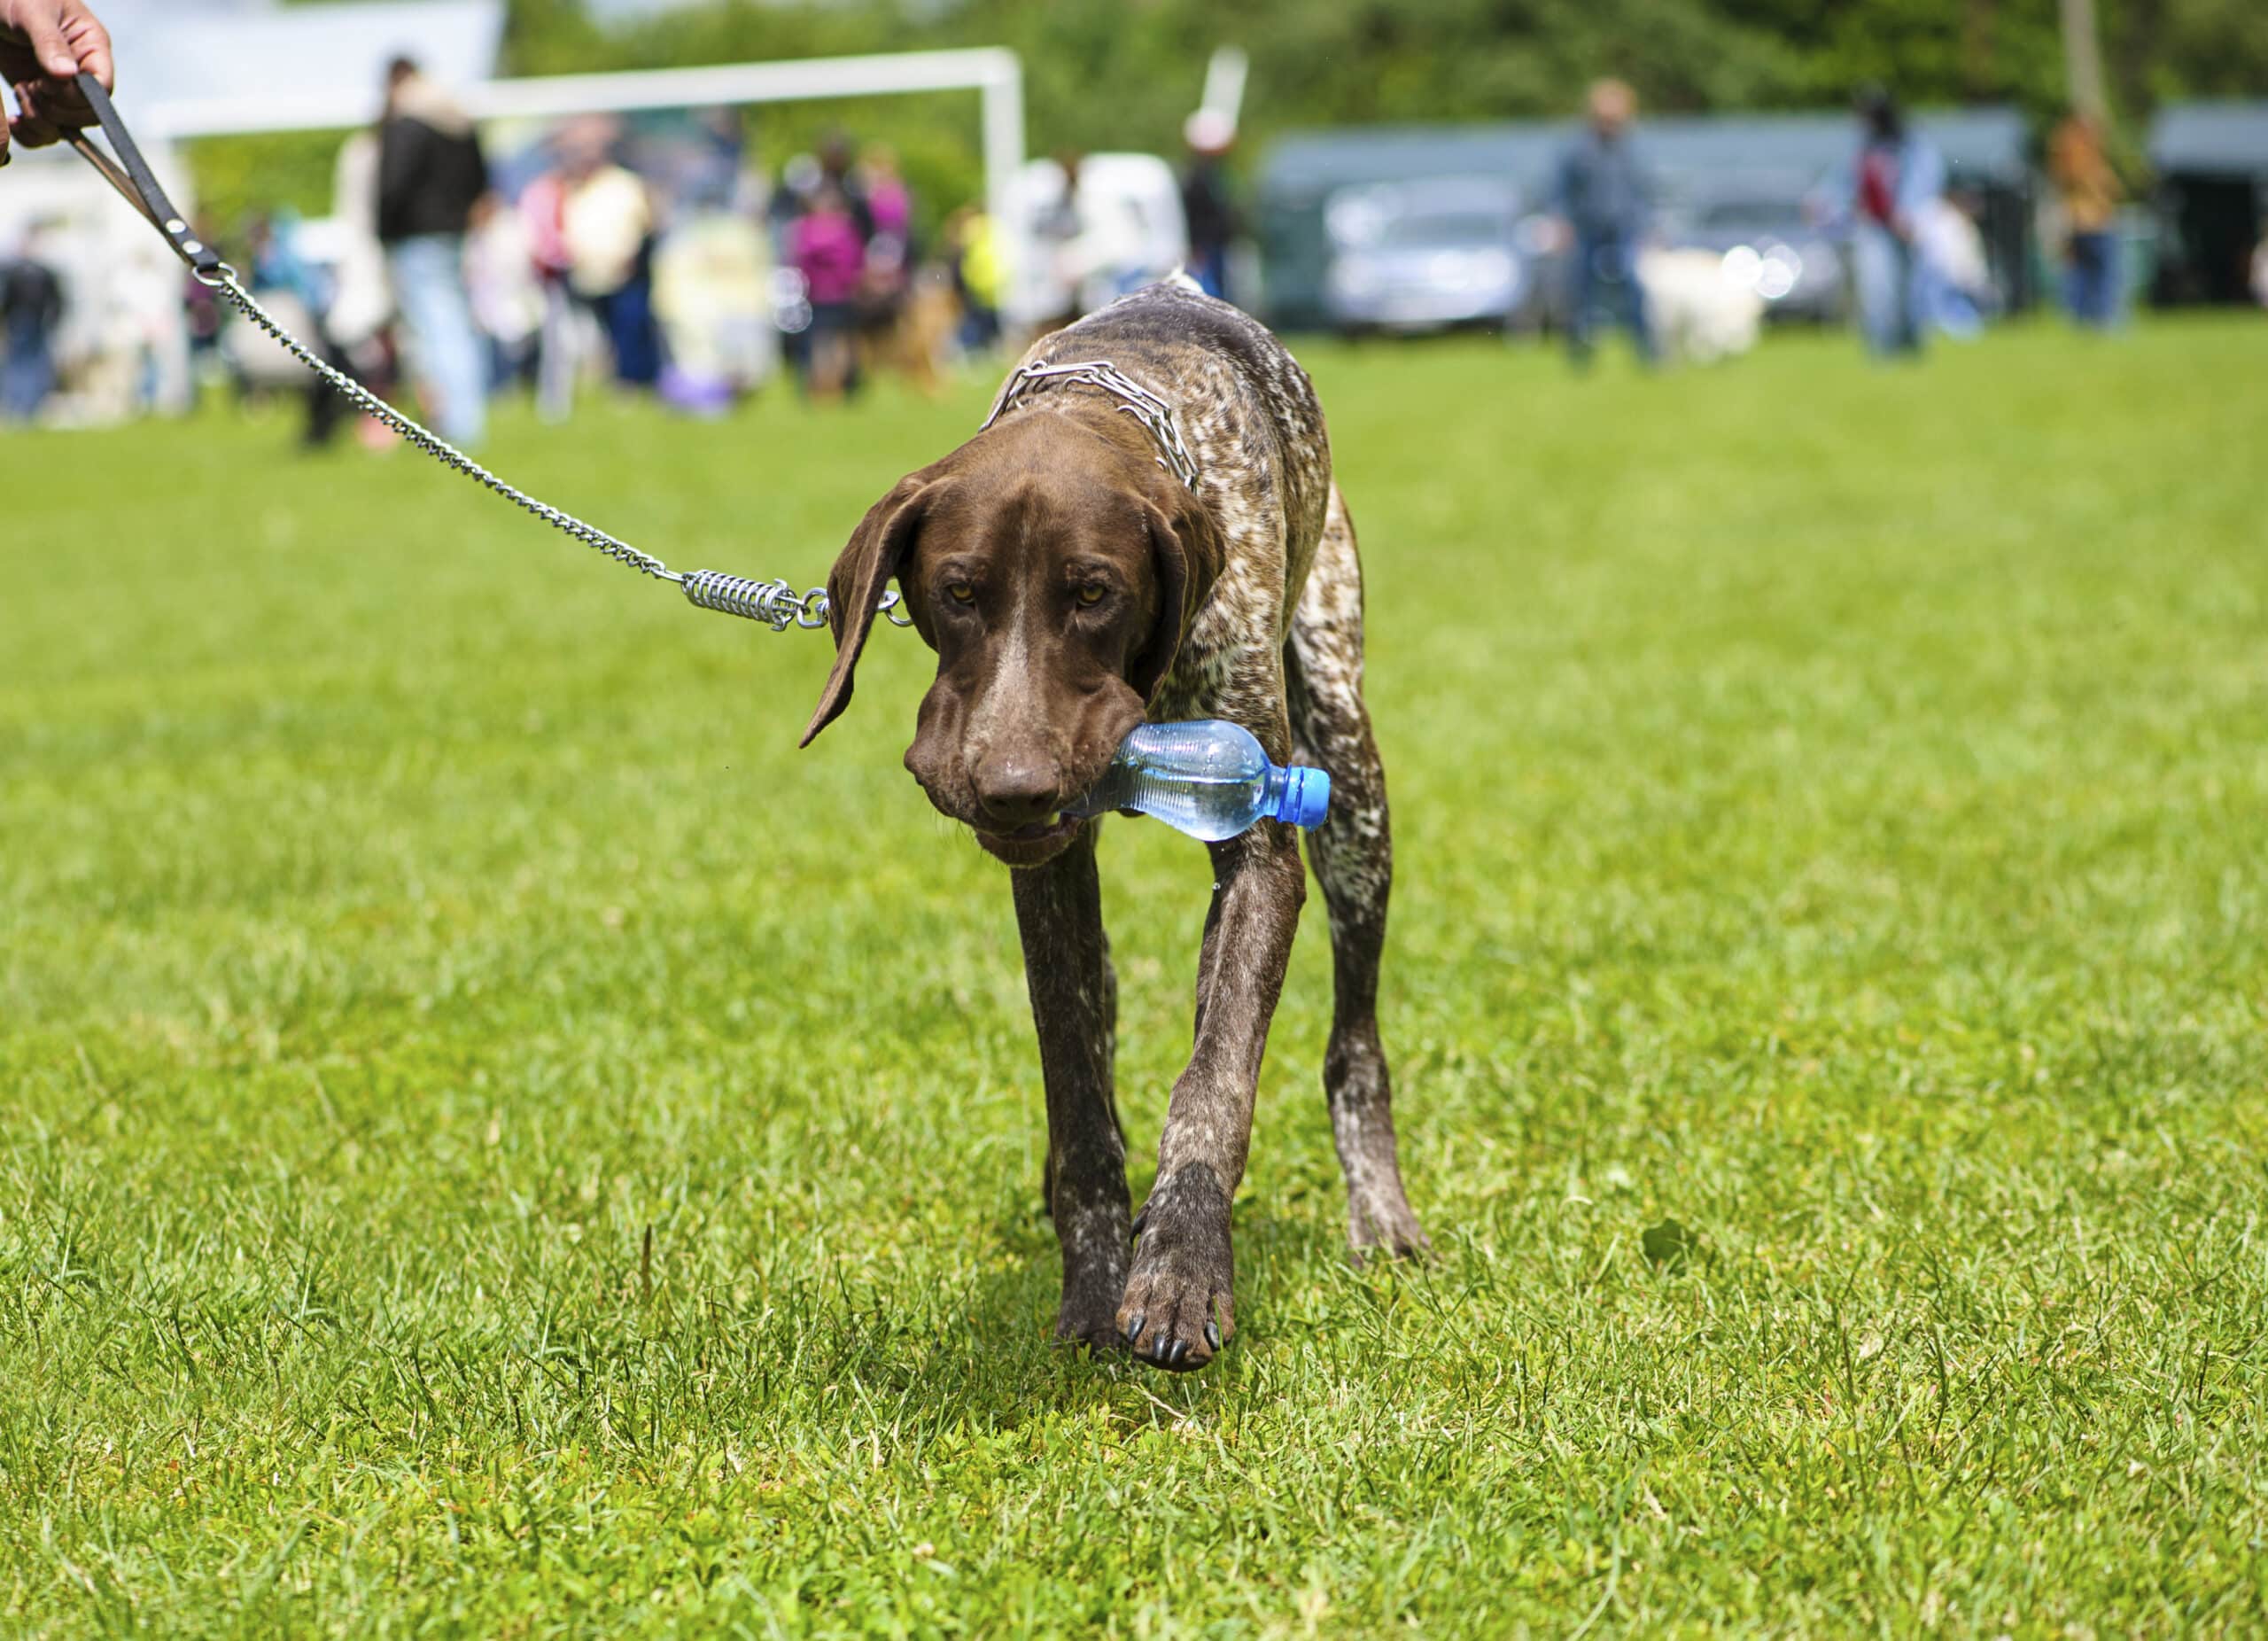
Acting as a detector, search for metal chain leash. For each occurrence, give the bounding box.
[199,267,912,634]
[61,70,907,637]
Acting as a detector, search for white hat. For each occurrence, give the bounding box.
[1183,110,1236,153]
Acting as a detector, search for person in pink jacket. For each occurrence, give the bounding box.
[791,182,866,400]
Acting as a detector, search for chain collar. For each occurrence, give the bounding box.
[980,358,1202,493]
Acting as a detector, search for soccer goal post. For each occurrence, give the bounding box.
[145,47,1029,228]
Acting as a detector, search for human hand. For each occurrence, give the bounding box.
[1,0,115,164]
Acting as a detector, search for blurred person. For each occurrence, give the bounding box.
[944,202,1005,352]
[2049,112,2122,330]
[1845,89,1943,359]
[854,144,913,378]
[817,131,875,242]
[242,209,357,446]
[0,224,63,420]
[1031,151,1088,331]
[791,180,865,400]
[652,205,774,414]
[2255,235,2268,309]
[681,106,748,213]
[1180,109,1239,302]
[861,144,911,244]
[182,252,221,373]
[325,124,400,448]
[1917,190,1992,339]
[1041,153,1154,323]
[518,159,578,420]
[766,152,823,258]
[1557,79,1657,369]
[377,56,490,446]
[0,0,112,167]
[110,234,189,416]
[466,200,543,393]
[552,118,661,391]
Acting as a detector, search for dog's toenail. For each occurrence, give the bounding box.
[1125,1313,1146,1342]
[1205,1320,1222,1351]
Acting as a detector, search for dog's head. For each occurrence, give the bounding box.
[800,412,1223,867]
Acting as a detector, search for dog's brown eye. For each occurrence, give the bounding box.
[946,581,975,605]
[1076,584,1107,608]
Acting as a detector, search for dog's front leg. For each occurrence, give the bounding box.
[1010,824,1131,1351]
[1119,821,1307,1371]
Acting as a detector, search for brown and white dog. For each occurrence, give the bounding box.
[801,277,1425,1371]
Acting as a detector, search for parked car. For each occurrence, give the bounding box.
[1660,190,1847,323]
[1321,176,1525,334]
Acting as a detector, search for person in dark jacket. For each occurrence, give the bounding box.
[1,230,64,421]
[1844,88,1944,358]
[1556,78,1657,368]
[1179,110,1239,303]
[377,56,490,446]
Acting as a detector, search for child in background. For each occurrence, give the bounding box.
[792,183,866,400]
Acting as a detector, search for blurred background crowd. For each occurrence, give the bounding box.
[2,0,2264,439]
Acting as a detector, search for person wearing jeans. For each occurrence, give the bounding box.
[1556,79,1657,369]
[2050,113,2122,330]
[384,233,487,443]
[376,56,490,447]
[1846,89,1945,359]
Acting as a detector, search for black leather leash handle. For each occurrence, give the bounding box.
[68,72,222,277]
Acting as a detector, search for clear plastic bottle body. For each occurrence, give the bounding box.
[1066,721,1328,842]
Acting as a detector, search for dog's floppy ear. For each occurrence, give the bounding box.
[1128,493,1226,708]
[800,473,944,748]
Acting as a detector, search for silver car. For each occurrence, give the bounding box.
[1663,191,1848,324]
[1322,176,1526,334]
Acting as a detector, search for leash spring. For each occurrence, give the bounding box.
[682,569,855,631]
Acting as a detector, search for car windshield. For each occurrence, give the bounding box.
[1697,198,1803,233]
[1374,209,1509,247]
[1330,183,1514,248]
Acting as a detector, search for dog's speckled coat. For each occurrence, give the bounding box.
[811,279,1425,1371]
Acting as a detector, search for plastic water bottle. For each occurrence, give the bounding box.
[1065,720,1331,841]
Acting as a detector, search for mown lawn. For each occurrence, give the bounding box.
[4,318,2266,1636]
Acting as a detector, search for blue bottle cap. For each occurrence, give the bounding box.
[1278,765,1332,828]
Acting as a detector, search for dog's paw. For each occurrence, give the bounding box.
[1055,1292,1130,1356]
[1117,1168,1235,1372]
[1349,1188,1431,1266]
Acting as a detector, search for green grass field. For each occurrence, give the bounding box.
[5,320,2267,1636]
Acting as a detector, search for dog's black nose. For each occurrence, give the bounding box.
[973,752,1062,828]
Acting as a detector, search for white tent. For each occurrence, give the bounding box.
[105,0,507,126]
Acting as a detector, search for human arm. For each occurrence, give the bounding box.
[1894,139,1946,241]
